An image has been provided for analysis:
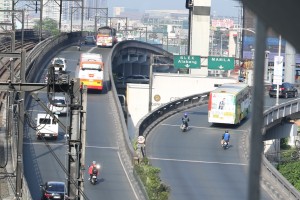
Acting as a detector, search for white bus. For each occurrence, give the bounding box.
[208,83,251,125]
[78,53,104,92]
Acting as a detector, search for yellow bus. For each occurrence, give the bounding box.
[208,83,251,124]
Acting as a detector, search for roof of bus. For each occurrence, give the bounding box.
[80,53,102,62]
[212,83,249,95]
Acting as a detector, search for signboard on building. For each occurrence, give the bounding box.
[208,56,234,70]
[173,55,201,69]
[211,19,234,29]
[273,55,283,85]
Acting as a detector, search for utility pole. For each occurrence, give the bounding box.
[67,80,87,200]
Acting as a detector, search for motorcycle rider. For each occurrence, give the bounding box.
[88,161,99,180]
[181,113,190,129]
[221,130,230,146]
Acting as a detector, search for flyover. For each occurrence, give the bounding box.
[2,32,300,199]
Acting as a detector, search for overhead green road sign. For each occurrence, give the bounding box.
[173,55,201,69]
[208,56,234,70]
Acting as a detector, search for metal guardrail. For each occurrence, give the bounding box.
[264,98,300,129]
[133,84,300,199]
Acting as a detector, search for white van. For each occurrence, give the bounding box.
[36,113,59,140]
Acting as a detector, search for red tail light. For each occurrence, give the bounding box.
[44,193,52,198]
[280,87,284,91]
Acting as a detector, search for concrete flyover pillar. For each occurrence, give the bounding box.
[190,0,211,76]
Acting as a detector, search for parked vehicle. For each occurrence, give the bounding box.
[36,113,59,140]
[269,82,298,98]
[40,181,67,200]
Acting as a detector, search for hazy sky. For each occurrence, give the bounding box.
[107,0,241,18]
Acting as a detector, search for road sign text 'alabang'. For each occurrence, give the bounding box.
[173,55,201,69]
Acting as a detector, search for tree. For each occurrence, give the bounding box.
[33,17,59,37]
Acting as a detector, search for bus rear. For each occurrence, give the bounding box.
[78,53,104,91]
[208,92,236,124]
[96,26,117,47]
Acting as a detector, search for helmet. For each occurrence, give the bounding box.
[225,130,228,133]
[92,161,96,165]
[184,113,187,117]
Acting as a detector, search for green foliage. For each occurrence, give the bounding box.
[280,138,291,150]
[135,157,170,200]
[277,161,300,190]
[33,17,59,36]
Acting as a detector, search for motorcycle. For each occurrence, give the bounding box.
[77,45,81,51]
[180,123,188,132]
[89,164,101,185]
[222,140,229,149]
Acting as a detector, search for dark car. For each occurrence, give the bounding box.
[124,75,149,84]
[269,82,298,98]
[40,181,67,200]
[84,36,96,45]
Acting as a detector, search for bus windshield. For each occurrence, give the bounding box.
[82,63,101,70]
[98,29,112,36]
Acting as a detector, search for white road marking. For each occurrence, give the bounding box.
[149,157,247,166]
[117,152,139,200]
[161,123,248,133]
[24,142,65,146]
[86,145,119,150]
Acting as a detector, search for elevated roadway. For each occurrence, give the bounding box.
[144,94,298,200]
[23,44,138,199]
[9,35,298,199]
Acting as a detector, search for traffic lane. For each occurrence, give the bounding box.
[147,123,247,164]
[23,142,66,200]
[264,94,297,109]
[84,91,139,199]
[84,147,137,200]
[85,94,118,147]
[150,158,248,200]
[146,105,272,200]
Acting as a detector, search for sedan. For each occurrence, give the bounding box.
[47,96,68,115]
[269,82,298,98]
[84,36,96,45]
[40,181,68,200]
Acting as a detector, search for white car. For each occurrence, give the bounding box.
[47,96,68,115]
[52,57,67,71]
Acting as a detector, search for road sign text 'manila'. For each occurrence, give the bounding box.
[211,57,231,62]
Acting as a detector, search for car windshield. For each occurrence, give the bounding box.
[54,59,64,65]
[53,99,65,104]
[86,37,94,41]
[47,183,65,192]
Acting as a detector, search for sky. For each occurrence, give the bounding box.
[107,0,241,18]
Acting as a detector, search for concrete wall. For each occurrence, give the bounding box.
[126,73,237,133]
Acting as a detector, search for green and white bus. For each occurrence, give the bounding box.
[208,83,251,125]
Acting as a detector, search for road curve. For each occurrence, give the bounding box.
[23,45,137,200]
[145,95,290,200]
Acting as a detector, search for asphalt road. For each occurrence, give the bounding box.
[23,44,137,200]
[146,94,293,200]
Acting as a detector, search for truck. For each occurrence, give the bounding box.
[36,113,59,140]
